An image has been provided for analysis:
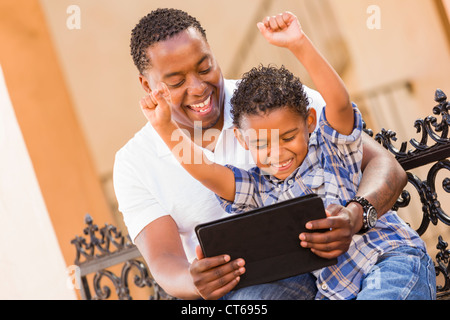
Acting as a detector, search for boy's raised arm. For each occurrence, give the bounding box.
[140,83,236,202]
[257,12,354,135]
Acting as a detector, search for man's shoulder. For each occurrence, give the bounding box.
[302,85,325,111]
[115,122,161,164]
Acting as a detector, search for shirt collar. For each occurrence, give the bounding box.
[222,79,238,131]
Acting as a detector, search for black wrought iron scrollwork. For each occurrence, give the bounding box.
[374,89,450,170]
[71,214,133,265]
[71,214,175,300]
[426,160,450,226]
[92,269,120,300]
[372,89,450,232]
[436,236,450,298]
[370,89,450,299]
[88,259,174,300]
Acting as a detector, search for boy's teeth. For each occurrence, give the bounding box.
[272,159,292,168]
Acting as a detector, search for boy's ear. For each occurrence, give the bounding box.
[234,128,250,150]
[307,108,317,133]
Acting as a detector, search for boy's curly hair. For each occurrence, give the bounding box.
[231,65,309,128]
[130,8,207,74]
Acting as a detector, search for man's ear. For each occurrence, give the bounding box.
[139,74,152,94]
[307,108,317,133]
[234,127,249,150]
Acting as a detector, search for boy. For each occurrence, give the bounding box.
[139,11,433,299]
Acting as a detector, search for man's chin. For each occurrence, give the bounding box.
[193,113,222,131]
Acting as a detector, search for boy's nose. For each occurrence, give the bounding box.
[267,145,282,163]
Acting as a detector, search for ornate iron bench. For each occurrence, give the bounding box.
[71,89,450,300]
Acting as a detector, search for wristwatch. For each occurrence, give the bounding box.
[346,196,378,234]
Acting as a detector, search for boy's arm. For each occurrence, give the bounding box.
[140,83,236,202]
[257,12,354,135]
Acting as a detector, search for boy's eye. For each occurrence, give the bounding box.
[283,135,296,142]
[250,141,268,150]
[256,144,268,150]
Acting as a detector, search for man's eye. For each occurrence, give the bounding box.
[168,80,185,88]
[199,67,211,75]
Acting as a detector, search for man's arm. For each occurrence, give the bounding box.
[300,132,408,258]
[135,216,245,300]
[352,132,408,218]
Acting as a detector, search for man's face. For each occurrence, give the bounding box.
[140,27,224,133]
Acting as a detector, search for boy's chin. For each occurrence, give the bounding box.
[260,167,291,180]
[260,167,276,176]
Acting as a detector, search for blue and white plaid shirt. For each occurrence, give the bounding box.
[217,105,426,300]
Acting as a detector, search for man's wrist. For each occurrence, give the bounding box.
[345,201,364,235]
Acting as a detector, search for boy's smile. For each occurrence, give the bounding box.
[236,107,316,181]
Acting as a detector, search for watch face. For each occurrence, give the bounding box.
[367,207,378,227]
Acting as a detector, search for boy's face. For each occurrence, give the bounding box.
[139,27,225,133]
[235,107,316,180]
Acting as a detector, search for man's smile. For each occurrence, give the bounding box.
[186,94,213,115]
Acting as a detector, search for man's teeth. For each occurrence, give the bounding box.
[272,159,293,168]
[189,96,211,112]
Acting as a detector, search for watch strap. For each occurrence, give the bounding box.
[346,196,376,233]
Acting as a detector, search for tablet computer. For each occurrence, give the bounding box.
[195,194,337,290]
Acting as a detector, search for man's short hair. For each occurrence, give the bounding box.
[130,8,207,75]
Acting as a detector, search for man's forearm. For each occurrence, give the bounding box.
[358,133,407,217]
[134,217,200,300]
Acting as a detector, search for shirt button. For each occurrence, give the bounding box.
[321,283,328,291]
[288,180,294,185]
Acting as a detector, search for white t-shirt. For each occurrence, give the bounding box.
[113,79,325,262]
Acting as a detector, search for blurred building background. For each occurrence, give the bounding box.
[0,0,449,299]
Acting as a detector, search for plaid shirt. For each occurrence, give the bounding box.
[217,105,426,300]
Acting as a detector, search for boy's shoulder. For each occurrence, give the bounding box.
[316,104,363,146]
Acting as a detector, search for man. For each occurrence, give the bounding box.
[114,8,433,300]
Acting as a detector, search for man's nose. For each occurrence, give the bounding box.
[187,76,207,96]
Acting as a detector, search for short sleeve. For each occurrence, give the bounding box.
[317,104,364,174]
[319,103,363,145]
[215,165,261,214]
[113,151,168,242]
